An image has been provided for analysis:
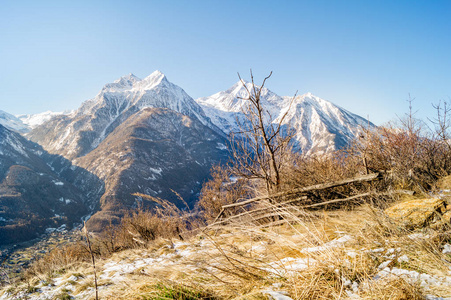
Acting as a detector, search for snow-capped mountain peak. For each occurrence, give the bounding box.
[0,110,29,133]
[102,73,142,92]
[134,70,168,91]
[197,80,281,114]
[196,82,373,155]
[17,111,64,129]
[28,71,218,159]
[100,71,171,94]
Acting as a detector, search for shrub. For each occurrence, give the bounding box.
[198,165,252,221]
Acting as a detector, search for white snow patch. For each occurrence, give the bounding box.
[398,255,410,263]
[216,143,227,150]
[263,290,294,300]
[149,167,162,175]
[45,228,57,233]
[301,235,353,253]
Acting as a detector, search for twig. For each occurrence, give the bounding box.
[83,222,99,300]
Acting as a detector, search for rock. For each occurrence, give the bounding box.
[385,198,446,228]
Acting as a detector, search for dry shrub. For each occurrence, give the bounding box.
[282,150,363,189]
[95,193,200,253]
[198,165,252,221]
[24,195,200,281]
[25,241,90,279]
[354,116,451,192]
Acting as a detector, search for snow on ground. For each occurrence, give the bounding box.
[2,230,451,299]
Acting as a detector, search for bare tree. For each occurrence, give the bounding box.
[430,100,451,148]
[229,70,296,194]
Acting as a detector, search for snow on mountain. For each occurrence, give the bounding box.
[196,82,372,155]
[27,71,221,159]
[78,71,210,125]
[0,110,29,133]
[17,111,65,129]
[25,72,231,232]
[196,80,282,134]
[0,124,103,245]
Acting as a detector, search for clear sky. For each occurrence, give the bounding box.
[0,0,450,125]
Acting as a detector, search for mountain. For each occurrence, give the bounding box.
[75,108,228,231]
[0,110,29,133]
[0,109,67,134]
[21,71,374,232]
[27,72,228,231]
[0,124,103,245]
[17,111,65,129]
[196,82,372,155]
[27,71,221,160]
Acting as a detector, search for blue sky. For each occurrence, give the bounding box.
[0,0,450,125]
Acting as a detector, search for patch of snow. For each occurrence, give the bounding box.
[263,290,294,300]
[264,257,317,275]
[398,255,410,263]
[346,251,358,258]
[45,228,57,233]
[216,143,227,150]
[425,296,451,300]
[369,247,385,253]
[378,260,392,269]
[443,244,451,254]
[408,233,431,240]
[374,266,451,291]
[301,235,353,253]
[149,167,162,175]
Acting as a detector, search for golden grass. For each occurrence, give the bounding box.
[3,200,451,299]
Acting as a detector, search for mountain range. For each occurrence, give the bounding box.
[0,71,373,242]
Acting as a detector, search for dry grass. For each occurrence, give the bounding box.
[95,201,446,299]
[24,241,90,279]
[4,198,451,299]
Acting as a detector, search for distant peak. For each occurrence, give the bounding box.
[298,92,320,100]
[226,80,253,93]
[144,70,167,82]
[138,70,169,90]
[101,73,142,91]
[114,73,141,83]
[151,70,164,76]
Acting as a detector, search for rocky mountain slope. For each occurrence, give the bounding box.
[26,72,228,231]
[0,125,103,245]
[75,107,228,231]
[197,82,372,154]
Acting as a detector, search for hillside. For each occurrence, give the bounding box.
[74,107,228,231]
[0,125,103,245]
[2,191,451,299]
